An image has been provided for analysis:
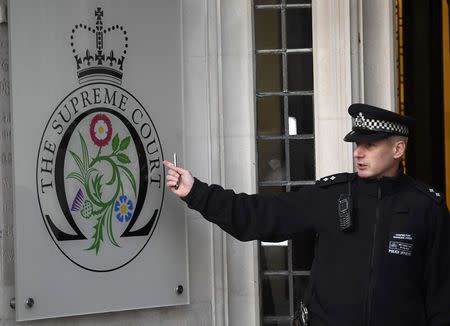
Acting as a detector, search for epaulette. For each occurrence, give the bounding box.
[413,181,444,204]
[316,172,355,187]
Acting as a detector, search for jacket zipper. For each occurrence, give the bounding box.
[366,185,382,326]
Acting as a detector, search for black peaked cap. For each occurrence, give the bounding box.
[343,103,415,143]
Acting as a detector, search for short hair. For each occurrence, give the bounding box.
[389,135,408,147]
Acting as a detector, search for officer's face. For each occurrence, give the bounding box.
[353,138,402,178]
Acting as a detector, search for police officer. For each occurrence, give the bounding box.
[164,103,450,326]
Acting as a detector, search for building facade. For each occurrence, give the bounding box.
[0,0,447,325]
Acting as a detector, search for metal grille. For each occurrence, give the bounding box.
[253,0,315,324]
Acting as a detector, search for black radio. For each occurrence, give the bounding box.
[338,180,353,231]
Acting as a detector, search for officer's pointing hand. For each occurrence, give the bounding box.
[163,160,194,198]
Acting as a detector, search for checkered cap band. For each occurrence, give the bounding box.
[352,112,409,136]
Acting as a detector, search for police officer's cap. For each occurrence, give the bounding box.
[343,103,415,143]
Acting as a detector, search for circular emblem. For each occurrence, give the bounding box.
[36,82,164,272]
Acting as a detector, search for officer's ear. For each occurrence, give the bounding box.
[392,136,407,159]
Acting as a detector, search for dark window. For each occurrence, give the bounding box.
[253,0,315,324]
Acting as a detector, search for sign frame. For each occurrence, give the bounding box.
[10,0,188,321]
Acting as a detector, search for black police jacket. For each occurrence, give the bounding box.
[183,171,450,326]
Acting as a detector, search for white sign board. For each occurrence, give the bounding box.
[9,0,188,321]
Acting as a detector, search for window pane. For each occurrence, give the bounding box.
[257,96,284,135]
[262,275,290,316]
[263,321,292,326]
[293,275,311,307]
[256,54,283,92]
[292,232,315,270]
[289,139,315,180]
[261,245,288,271]
[287,53,313,91]
[258,139,286,181]
[255,9,281,50]
[286,0,311,4]
[286,8,312,49]
[255,0,281,4]
[288,95,314,135]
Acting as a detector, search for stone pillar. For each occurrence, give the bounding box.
[361,0,397,110]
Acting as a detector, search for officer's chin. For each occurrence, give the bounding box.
[356,168,375,179]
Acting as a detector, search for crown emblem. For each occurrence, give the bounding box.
[70,8,128,84]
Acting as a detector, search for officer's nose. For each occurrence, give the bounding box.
[353,144,365,159]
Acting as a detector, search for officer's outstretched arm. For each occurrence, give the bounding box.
[170,179,314,242]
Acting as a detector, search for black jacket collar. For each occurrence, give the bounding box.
[356,169,406,198]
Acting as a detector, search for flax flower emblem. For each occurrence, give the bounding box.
[114,195,134,222]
